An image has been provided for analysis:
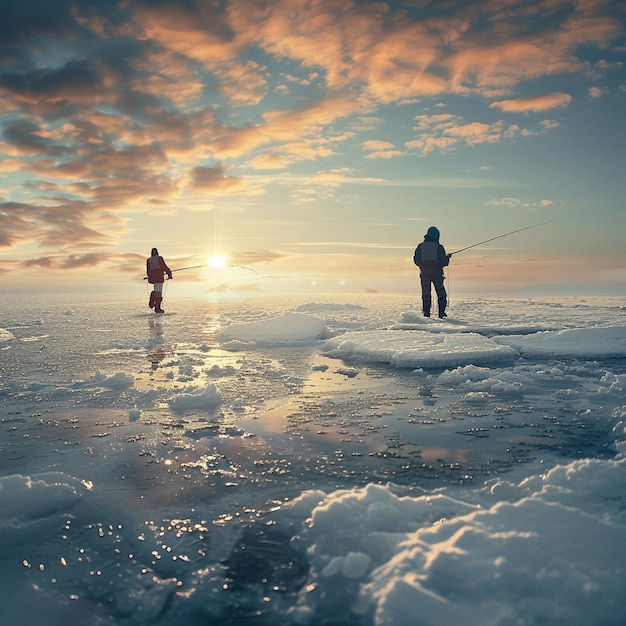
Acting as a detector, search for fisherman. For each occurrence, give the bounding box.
[146,247,172,314]
[413,226,451,318]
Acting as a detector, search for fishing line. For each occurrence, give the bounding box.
[449,215,587,257]
[171,264,260,275]
[226,265,260,275]
[443,214,588,308]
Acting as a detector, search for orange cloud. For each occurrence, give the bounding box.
[407,114,525,154]
[133,3,238,67]
[362,140,405,160]
[212,61,268,106]
[588,86,608,98]
[490,93,573,112]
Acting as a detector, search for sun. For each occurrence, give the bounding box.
[206,255,227,269]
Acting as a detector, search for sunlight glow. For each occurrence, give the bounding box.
[206,255,227,269]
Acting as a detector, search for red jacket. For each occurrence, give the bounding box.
[146,255,172,284]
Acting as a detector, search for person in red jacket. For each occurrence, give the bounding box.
[413,226,451,318]
[146,248,172,313]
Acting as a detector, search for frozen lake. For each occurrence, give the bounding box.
[1,293,625,625]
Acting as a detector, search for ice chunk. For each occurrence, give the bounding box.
[0,473,84,547]
[169,383,222,410]
[493,326,626,359]
[323,330,518,368]
[0,328,15,342]
[218,312,327,347]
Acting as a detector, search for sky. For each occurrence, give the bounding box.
[1,0,625,296]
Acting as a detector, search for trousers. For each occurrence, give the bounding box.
[420,273,447,317]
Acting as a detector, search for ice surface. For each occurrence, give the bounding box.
[1,294,625,625]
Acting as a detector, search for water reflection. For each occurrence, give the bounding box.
[147,346,166,370]
[147,319,166,369]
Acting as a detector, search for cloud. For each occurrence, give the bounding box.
[232,249,286,265]
[188,164,244,193]
[362,140,405,160]
[18,251,165,276]
[23,252,109,270]
[490,93,573,113]
[2,120,71,157]
[288,167,361,204]
[0,60,104,107]
[540,119,561,130]
[588,86,609,98]
[0,202,35,247]
[407,114,525,154]
[245,154,293,170]
[487,197,555,210]
[212,61,268,106]
[131,2,238,68]
[225,0,620,103]
[0,0,621,280]
[0,200,111,249]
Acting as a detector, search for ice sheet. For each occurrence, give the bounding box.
[1,294,625,625]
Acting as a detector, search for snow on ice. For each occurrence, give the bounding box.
[1,294,625,625]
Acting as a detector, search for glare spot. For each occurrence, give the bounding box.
[207,256,227,269]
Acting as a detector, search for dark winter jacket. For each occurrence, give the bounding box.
[413,236,449,276]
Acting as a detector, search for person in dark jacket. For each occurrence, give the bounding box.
[146,247,172,314]
[413,226,450,318]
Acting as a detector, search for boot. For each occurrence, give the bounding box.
[438,296,447,319]
[423,300,431,317]
[154,296,164,314]
[149,291,156,309]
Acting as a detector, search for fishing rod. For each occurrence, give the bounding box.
[143,265,201,279]
[172,264,203,273]
[449,216,584,257]
[143,264,259,279]
[174,264,259,275]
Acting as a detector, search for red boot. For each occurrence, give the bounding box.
[154,296,164,314]
[149,291,156,309]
